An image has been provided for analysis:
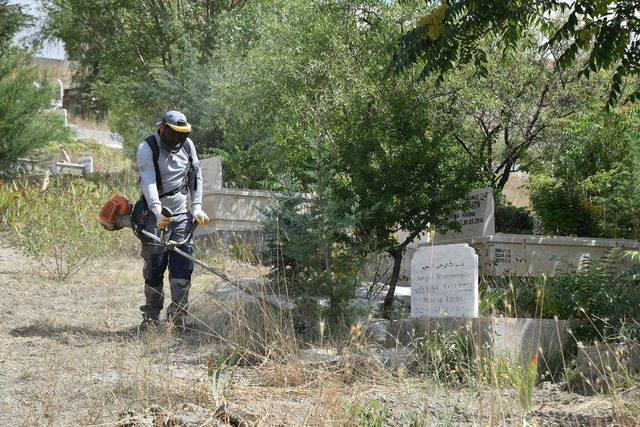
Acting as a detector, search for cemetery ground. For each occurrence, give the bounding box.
[1,240,639,426]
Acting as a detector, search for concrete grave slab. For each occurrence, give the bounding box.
[421,234,640,277]
[200,156,223,190]
[364,317,575,369]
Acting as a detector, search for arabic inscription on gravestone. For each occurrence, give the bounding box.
[411,244,479,318]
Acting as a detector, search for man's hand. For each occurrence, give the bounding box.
[192,207,209,225]
[156,212,172,229]
[152,206,172,229]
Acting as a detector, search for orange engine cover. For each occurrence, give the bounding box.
[99,195,132,230]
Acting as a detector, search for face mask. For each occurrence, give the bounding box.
[160,126,189,152]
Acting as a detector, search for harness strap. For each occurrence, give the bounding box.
[144,135,194,198]
[145,135,163,196]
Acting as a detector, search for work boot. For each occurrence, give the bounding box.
[139,313,161,332]
[168,313,189,333]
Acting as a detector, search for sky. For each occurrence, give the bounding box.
[10,0,66,59]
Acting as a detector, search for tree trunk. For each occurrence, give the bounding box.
[496,158,514,191]
[382,249,403,318]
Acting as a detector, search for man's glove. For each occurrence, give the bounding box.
[152,206,172,229]
[192,207,210,225]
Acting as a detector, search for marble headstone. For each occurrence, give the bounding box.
[411,244,479,318]
[435,188,495,241]
[200,156,223,190]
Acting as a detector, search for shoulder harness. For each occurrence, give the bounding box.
[144,135,197,199]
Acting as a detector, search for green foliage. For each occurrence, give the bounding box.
[415,329,471,385]
[0,50,69,172]
[0,0,31,51]
[529,176,600,237]
[529,106,640,239]
[486,250,640,342]
[261,191,363,334]
[495,203,534,234]
[511,353,538,414]
[41,0,243,154]
[207,347,240,401]
[393,0,640,108]
[428,35,596,191]
[4,176,137,281]
[220,1,478,314]
[478,285,506,316]
[351,398,389,427]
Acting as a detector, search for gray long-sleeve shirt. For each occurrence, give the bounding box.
[136,132,203,217]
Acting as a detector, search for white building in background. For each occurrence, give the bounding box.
[9,0,67,60]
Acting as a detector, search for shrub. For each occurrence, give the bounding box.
[5,175,137,281]
[495,203,534,234]
[529,175,600,237]
[414,329,472,385]
[0,49,69,173]
[528,106,640,239]
[485,250,640,342]
[261,191,364,336]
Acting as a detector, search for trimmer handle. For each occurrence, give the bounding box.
[188,218,199,235]
[161,206,173,218]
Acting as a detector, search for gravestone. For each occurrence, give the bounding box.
[78,155,94,174]
[434,188,495,241]
[411,244,478,318]
[200,156,223,190]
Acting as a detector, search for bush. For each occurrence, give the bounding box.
[495,203,534,234]
[528,106,640,239]
[261,191,364,336]
[414,329,472,385]
[529,175,600,237]
[484,249,640,342]
[4,175,138,281]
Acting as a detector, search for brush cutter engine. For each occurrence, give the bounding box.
[99,195,133,230]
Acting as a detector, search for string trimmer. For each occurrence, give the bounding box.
[99,195,282,309]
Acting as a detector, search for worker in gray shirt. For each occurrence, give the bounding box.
[135,110,209,330]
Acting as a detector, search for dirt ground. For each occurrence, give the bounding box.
[0,240,638,426]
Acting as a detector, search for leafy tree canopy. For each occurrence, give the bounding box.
[0,0,31,52]
[393,0,640,107]
[0,50,69,172]
[529,105,640,239]
[41,0,247,153]
[214,0,479,312]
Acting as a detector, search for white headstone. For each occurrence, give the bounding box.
[79,155,94,174]
[435,188,495,241]
[200,156,223,189]
[411,244,479,318]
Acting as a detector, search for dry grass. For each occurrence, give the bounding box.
[0,239,639,426]
[68,114,112,132]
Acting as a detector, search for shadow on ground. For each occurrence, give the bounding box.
[9,322,220,347]
[9,323,140,343]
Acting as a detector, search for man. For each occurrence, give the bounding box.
[136,110,209,330]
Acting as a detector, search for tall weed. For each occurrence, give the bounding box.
[484,249,640,342]
[5,176,137,280]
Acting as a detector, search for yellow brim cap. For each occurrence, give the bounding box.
[166,122,192,133]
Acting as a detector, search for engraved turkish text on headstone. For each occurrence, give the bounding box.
[411,244,479,318]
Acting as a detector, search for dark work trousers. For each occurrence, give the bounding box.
[139,213,195,321]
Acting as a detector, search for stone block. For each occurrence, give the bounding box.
[434,188,495,241]
[365,317,574,368]
[411,244,478,318]
[573,341,640,393]
[198,188,272,233]
[200,156,223,189]
[423,234,639,277]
